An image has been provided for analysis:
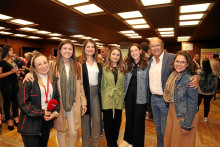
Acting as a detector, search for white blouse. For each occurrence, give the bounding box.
[86,61,99,87]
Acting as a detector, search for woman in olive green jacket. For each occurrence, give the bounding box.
[101,47,125,147]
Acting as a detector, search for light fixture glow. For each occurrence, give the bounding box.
[36,30,51,34]
[130,36,142,38]
[93,38,99,41]
[13,34,27,37]
[177,36,190,42]
[180,3,211,13]
[10,19,34,25]
[0,27,6,30]
[179,14,204,20]
[49,37,61,40]
[117,11,143,19]
[27,36,41,39]
[57,0,89,6]
[159,31,174,35]
[179,20,200,26]
[141,0,172,6]
[125,33,139,36]
[0,14,13,20]
[0,31,13,35]
[120,30,135,34]
[132,24,150,29]
[71,40,77,42]
[19,27,38,32]
[157,28,174,31]
[49,33,62,36]
[71,35,85,38]
[74,4,104,14]
[125,19,146,25]
[161,34,174,37]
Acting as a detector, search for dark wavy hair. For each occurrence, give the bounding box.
[80,39,103,65]
[126,43,148,72]
[1,45,11,59]
[55,39,81,79]
[202,58,212,74]
[170,51,196,75]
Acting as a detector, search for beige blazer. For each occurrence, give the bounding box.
[53,63,87,132]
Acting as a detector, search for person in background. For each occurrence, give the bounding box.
[101,47,125,147]
[0,45,19,130]
[123,43,148,147]
[146,37,199,147]
[24,39,87,147]
[14,52,25,69]
[164,51,199,147]
[101,46,110,62]
[198,58,217,121]
[211,54,220,92]
[17,53,60,147]
[80,39,103,147]
[192,54,200,70]
[22,52,33,74]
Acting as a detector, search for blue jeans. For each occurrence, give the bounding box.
[151,95,169,147]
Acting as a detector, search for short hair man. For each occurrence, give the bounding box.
[101,46,110,62]
[193,54,200,70]
[146,37,199,147]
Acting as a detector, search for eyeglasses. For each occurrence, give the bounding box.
[174,60,187,65]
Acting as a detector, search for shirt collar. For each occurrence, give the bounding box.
[152,51,165,63]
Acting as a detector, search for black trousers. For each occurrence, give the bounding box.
[1,82,19,120]
[21,120,51,147]
[198,94,213,118]
[103,109,122,147]
[124,101,147,147]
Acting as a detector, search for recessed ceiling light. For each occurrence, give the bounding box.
[178,36,190,42]
[120,30,135,34]
[141,0,172,6]
[27,36,41,39]
[57,0,89,6]
[130,36,142,38]
[0,14,13,20]
[10,19,34,25]
[19,27,38,31]
[60,38,68,41]
[180,3,212,13]
[159,31,174,35]
[81,36,92,39]
[74,4,104,14]
[49,33,62,36]
[179,20,200,26]
[71,40,77,42]
[125,33,139,36]
[132,24,150,29]
[179,13,204,20]
[93,38,99,41]
[0,31,13,35]
[0,26,6,30]
[49,37,61,40]
[161,34,174,37]
[125,19,146,25]
[117,11,143,19]
[36,30,51,34]
[157,28,174,31]
[146,37,154,40]
[71,35,85,38]
[13,34,27,37]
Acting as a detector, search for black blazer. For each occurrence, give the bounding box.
[82,62,102,115]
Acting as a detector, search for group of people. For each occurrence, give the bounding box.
[0,37,218,147]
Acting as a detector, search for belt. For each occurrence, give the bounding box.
[152,94,163,98]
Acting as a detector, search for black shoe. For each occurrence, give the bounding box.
[8,125,14,130]
[14,120,19,127]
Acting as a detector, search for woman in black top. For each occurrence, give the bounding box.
[0,45,19,130]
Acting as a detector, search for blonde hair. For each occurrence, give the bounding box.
[30,53,53,86]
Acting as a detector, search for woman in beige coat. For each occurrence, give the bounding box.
[24,39,87,147]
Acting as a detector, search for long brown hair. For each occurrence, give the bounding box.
[30,53,53,86]
[105,47,125,73]
[55,39,81,79]
[126,43,148,72]
[80,39,103,65]
[170,51,196,75]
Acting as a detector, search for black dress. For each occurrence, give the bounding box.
[0,60,19,120]
[124,64,147,147]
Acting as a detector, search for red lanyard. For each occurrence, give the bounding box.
[43,76,50,103]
